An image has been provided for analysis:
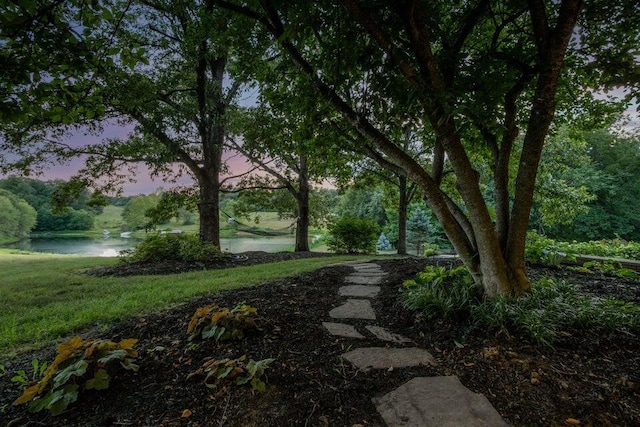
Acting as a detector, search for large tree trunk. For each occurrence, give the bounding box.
[198,173,220,248]
[396,176,408,255]
[295,155,310,252]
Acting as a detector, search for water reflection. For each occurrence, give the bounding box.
[3,237,140,257]
[2,236,296,256]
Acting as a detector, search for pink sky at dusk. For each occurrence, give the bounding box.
[33,123,253,196]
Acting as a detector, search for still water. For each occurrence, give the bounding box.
[2,236,296,257]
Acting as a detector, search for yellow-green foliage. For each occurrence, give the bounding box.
[187,303,258,342]
[14,336,138,415]
[188,355,274,392]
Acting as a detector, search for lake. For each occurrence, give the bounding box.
[1,236,297,257]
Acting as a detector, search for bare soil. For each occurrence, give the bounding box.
[1,253,639,427]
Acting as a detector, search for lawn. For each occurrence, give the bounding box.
[0,250,366,358]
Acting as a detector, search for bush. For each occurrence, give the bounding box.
[403,265,480,320]
[13,336,138,415]
[121,233,224,263]
[404,265,640,346]
[188,355,274,392]
[327,217,379,254]
[187,303,258,342]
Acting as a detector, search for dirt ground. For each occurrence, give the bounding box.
[1,253,639,426]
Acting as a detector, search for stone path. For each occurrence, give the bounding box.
[322,261,509,426]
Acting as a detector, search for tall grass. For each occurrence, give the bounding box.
[0,251,368,358]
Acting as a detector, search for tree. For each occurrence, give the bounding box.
[0,177,96,232]
[122,195,160,231]
[226,66,354,251]
[547,129,640,241]
[0,189,37,240]
[0,1,259,248]
[219,0,633,297]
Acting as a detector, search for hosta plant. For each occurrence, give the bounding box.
[187,302,258,342]
[13,336,139,415]
[188,355,274,392]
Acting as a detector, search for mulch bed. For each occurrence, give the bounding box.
[1,253,639,426]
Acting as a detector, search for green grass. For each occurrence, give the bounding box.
[0,251,372,359]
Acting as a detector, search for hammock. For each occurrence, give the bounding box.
[222,210,296,237]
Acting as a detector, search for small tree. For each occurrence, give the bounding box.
[327,218,379,254]
[406,207,432,255]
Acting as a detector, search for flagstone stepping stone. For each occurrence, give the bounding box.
[322,322,365,339]
[339,285,381,298]
[351,263,381,269]
[342,347,436,372]
[350,271,387,277]
[345,275,384,285]
[365,325,412,344]
[329,299,377,320]
[374,376,509,427]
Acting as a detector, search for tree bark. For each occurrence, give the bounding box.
[396,176,408,255]
[198,175,221,248]
[295,155,310,252]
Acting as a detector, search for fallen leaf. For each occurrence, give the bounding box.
[182,409,192,418]
[565,418,580,425]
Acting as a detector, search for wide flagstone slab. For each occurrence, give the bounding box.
[345,275,384,285]
[342,347,436,372]
[339,285,381,298]
[322,322,365,339]
[365,325,412,344]
[374,376,509,427]
[329,299,377,320]
[351,263,381,269]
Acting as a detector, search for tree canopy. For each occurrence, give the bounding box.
[1,0,638,297]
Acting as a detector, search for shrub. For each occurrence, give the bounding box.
[404,265,640,346]
[187,302,258,342]
[327,217,379,254]
[188,355,274,392]
[403,265,480,320]
[423,243,439,257]
[13,336,139,415]
[121,233,224,263]
[472,279,640,346]
[526,231,640,263]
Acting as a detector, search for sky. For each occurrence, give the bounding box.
[29,122,253,196]
[6,88,637,196]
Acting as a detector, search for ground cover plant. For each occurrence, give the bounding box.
[1,254,639,426]
[13,337,139,415]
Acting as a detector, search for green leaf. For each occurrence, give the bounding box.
[251,377,266,392]
[85,369,110,390]
[53,360,88,389]
[48,384,79,416]
[97,349,128,364]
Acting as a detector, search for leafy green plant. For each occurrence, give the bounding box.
[0,364,6,377]
[525,231,574,266]
[423,243,439,257]
[403,265,480,320]
[188,355,274,392]
[404,263,640,346]
[471,278,640,346]
[13,336,139,415]
[121,233,226,264]
[581,260,639,279]
[327,217,379,254]
[11,359,48,385]
[526,231,640,263]
[187,302,258,342]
